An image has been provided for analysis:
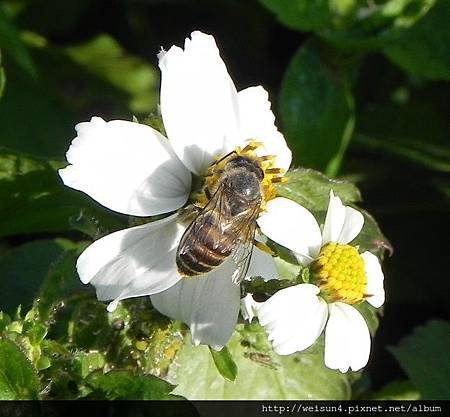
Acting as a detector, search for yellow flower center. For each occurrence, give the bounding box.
[311,243,367,304]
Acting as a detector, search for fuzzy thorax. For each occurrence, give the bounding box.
[192,140,286,210]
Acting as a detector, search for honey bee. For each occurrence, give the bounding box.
[176,149,266,284]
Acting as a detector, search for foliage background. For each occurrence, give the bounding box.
[0,0,449,401]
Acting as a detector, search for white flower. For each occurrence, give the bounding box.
[257,191,385,372]
[58,31,298,349]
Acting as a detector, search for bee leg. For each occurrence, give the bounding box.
[265,167,285,175]
[270,176,288,183]
[210,150,238,168]
[253,240,274,255]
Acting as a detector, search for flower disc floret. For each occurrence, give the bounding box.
[312,243,367,304]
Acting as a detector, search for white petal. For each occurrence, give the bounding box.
[159,31,240,175]
[257,197,322,264]
[76,214,184,309]
[237,86,291,172]
[338,207,364,244]
[59,117,191,216]
[322,190,364,245]
[361,251,385,308]
[241,293,262,323]
[324,303,371,373]
[151,257,241,349]
[322,190,346,244]
[247,245,278,281]
[258,284,328,355]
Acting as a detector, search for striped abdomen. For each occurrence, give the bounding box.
[176,210,238,276]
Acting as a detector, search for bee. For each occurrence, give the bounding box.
[176,149,267,284]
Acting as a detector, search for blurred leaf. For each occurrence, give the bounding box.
[261,0,435,49]
[0,49,5,98]
[356,83,450,172]
[259,0,332,31]
[65,34,157,115]
[22,320,48,346]
[37,245,86,322]
[384,1,450,80]
[389,320,450,399]
[276,168,361,211]
[370,380,420,400]
[0,7,35,76]
[0,338,39,399]
[68,300,113,350]
[0,312,11,332]
[280,40,354,175]
[0,149,127,237]
[209,346,238,381]
[0,34,157,159]
[170,323,351,399]
[0,240,66,313]
[0,58,76,157]
[319,0,436,49]
[86,370,180,400]
[355,134,450,172]
[74,351,105,379]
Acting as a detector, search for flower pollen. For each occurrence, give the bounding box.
[311,243,367,304]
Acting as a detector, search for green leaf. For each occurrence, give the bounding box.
[384,1,450,80]
[68,300,113,350]
[74,352,105,379]
[0,312,11,332]
[352,209,392,257]
[276,168,361,211]
[0,240,66,313]
[279,40,354,175]
[319,0,436,50]
[209,346,238,381]
[259,0,332,32]
[370,380,420,400]
[22,320,48,345]
[64,34,157,115]
[0,49,5,99]
[170,323,351,399]
[0,8,36,76]
[37,245,86,322]
[0,34,157,159]
[0,149,127,237]
[0,59,76,157]
[85,370,180,400]
[260,0,435,50]
[388,320,450,399]
[356,82,450,173]
[355,134,450,173]
[0,338,39,399]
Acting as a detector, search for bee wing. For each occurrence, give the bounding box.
[177,182,232,269]
[228,203,261,284]
[177,183,261,282]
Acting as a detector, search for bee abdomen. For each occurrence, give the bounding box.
[177,225,235,277]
